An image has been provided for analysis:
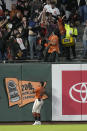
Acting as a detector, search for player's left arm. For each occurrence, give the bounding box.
[43,82,47,95]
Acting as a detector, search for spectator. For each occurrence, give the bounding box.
[49,1,60,16]
[28,25,37,60]
[64,21,76,60]
[83,20,87,58]
[43,0,51,12]
[16,33,27,59]
[79,0,87,24]
[44,29,60,62]
[57,15,66,55]
[10,4,18,20]
[21,17,29,51]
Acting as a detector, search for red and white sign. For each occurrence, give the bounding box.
[62,71,87,115]
[52,64,87,121]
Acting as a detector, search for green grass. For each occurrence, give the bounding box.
[0,124,87,131]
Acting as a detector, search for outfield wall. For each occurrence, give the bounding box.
[0,63,52,122]
[0,63,87,122]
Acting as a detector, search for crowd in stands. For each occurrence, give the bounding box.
[0,0,87,62]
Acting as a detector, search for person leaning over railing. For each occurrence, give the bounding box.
[57,15,66,56]
[44,29,60,62]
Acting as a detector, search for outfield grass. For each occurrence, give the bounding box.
[0,124,87,131]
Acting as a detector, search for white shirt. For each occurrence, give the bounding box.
[4,0,17,11]
[44,4,60,16]
[49,7,60,16]
[16,38,26,50]
[44,4,51,12]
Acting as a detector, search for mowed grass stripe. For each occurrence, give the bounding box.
[0,124,87,131]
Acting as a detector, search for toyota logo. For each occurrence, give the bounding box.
[69,83,87,103]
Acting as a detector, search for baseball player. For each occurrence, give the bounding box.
[32,81,46,125]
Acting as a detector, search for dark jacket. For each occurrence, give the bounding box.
[79,0,86,6]
[66,0,78,11]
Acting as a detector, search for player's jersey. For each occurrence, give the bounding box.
[35,86,45,99]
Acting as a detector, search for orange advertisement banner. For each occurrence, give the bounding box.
[5,78,48,107]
